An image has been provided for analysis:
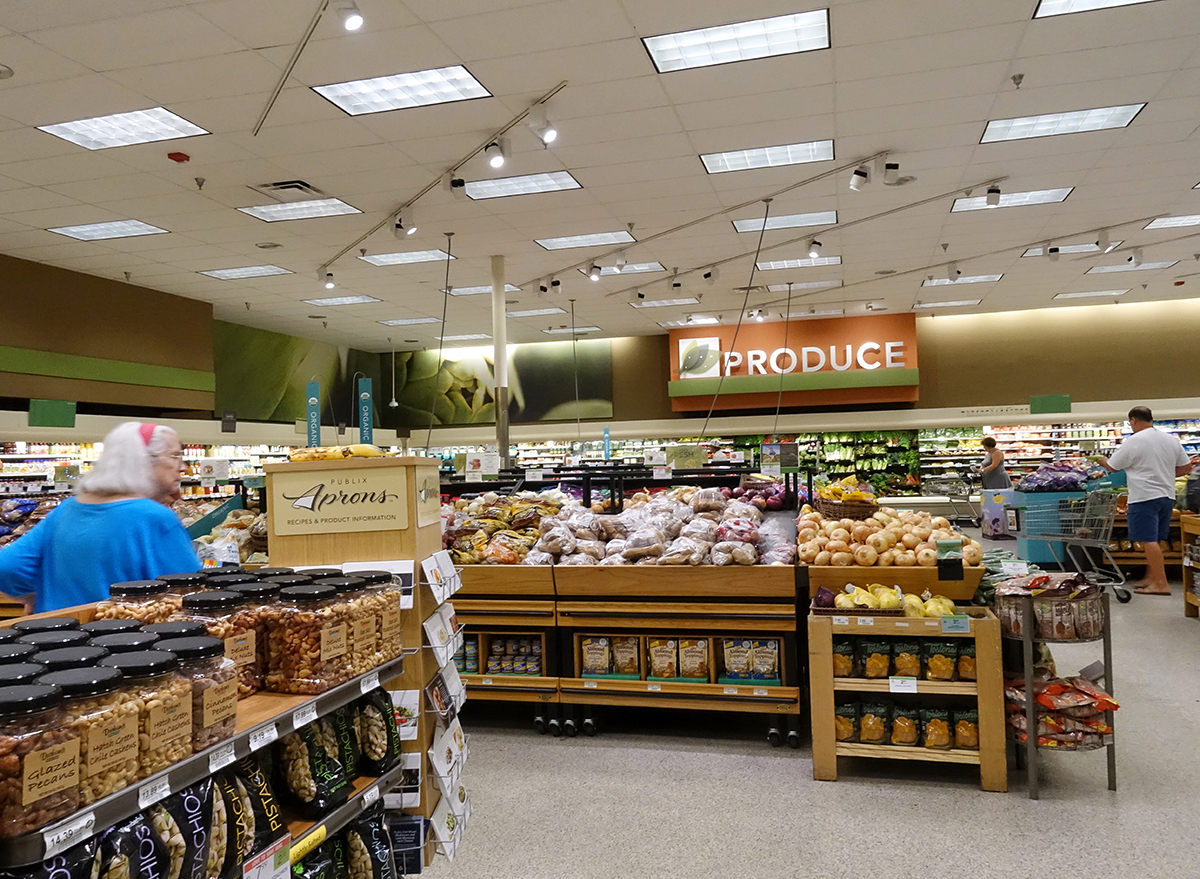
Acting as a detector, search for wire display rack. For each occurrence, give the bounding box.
[920,474,980,527]
[1012,489,1130,601]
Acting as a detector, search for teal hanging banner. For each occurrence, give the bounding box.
[358,377,374,445]
[306,381,321,447]
[603,427,611,459]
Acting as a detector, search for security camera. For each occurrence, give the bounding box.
[550,278,561,289]
[636,290,645,300]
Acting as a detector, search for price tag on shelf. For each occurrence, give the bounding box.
[362,786,380,809]
[652,466,671,481]
[292,704,317,729]
[1001,561,1030,577]
[245,832,291,879]
[525,469,545,482]
[941,616,971,634]
[201,478,216,489]
[761,463,782,478]
[139,777,171,809]
[723,686,738,695]
[894,621,909,627]
[889,677,918,694]
[44,812,95,858]
[289,828,324,865]
[209,742,237,773]
[1184,557,1194,568]
[481,677,493,685]
[831,616,849,626]
[856,617,875,626]
[249,724,278,752]
[54,482,69,492]
[647,683,662,692]
[753,688,768,696]
[584,680,598,689]
[360,671,380,694]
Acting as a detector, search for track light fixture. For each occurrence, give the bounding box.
[883,162,900,186]
[614,251,627,272]
[1129,248,1144,267]
[807,239,822,259]
[635,287,645,300]
[393,208,416,238]
[685,313,695,325]
[587,263,601,281]
[986,186,1001,208]
[1047,245,1060,262]
[323,271,335,290]
[1097,229,1115,253]
[445,174,466,201]
[336,1,363,31]
[551,277,561,291]
[703,267,719,285]
[849,165,870,191]
[946,262,960,282]
[539,280,549,295]
[484,141,505,169]
[753,309,764,322]
[525,104,558,145]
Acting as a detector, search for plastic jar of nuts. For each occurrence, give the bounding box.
[253,567,295,579]
[0,684,81,838]
[0,643,40,666]
[98,651,193,779]
[142,620,206,640]
[93,580,183,624]
[80,619,143,637]
[263,583,352,695]
[0,629,20,645]
[16,630,90,650]
[315,577,376,678]
[156,637,238,751]
[89,632,161,655]
[353,571,405,665]
[34,646,111,674]
[11,617,80,636]
[0,662,50,685]
[205,573,259,591]
[155,571,208,598]
[228,580,287,698]
[38,667,139,805]
[168,591,258,701]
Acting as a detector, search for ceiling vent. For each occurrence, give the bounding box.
[248,180,328,202]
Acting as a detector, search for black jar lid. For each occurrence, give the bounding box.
[0,684,62,718]
[99,650,179,679]
[253,567,294,578]
[0,629,20,644]
[351,570,394,585]
[142,621,206,639]
[300,568,344,579]
[35,645,111,673]
[90,632,161,654]
[280,583,337,603]
[182,590,244,612]
[155,636,224,661]
[38,667,124,699]
[0,662,50,685]
[203,565,244,575]
[0,642,39,665]
[156,572,208,589]
[228,581,281,601]
[110,580,168,597]
[11,616,81,634]
[205,573,259,589]
[16,630,90,648]
[315,576,366,593]
[261,574,312,588]
[81,619,143,636]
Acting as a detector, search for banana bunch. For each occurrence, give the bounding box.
[288,444,384,462]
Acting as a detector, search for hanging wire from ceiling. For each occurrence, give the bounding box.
[699,198,772,438]
[425,232,454,453]
[569,299,582,448]
[773,282,794,437]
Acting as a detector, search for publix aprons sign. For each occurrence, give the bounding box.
[669,313,919,412]
[270,463,409,536]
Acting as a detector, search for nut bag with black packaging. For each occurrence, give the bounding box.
[149,777,215,879]
[98,812,172,879]
[355,688,402,776]
[341,803,398,879]
[230,756,288,859]
[322,837,349,879]
[274,723,352,819]
[291,848,335,879]
[313,707,360,781]
[211,769,253,879]
[6,837,100,879]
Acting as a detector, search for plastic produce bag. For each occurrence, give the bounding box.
[679,518,718,545]
[722,500,763,524]
[657,536,706,566]
[646,513,682,540]
[598,517,629,541]
[568,511,604,540]
[710,540,757,566]
[715,517,760,544]
[558,553,598,565]
[690,487,727,514]
[521,550,555,566]
[598,555,628,566]
[623,528,666,559]
[534,525,577,555]
[604,539,627,557]
[574,539,607,560]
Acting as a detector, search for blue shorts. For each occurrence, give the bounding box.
[1126,497,1175,543]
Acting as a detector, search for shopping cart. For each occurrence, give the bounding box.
[920,473,980,527]
[1011,489,1131,602]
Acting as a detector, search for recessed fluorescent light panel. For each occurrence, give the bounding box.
[768,280,842,292]
[913,299,981,309]
[756,256,842,270]
[200,265,291,280]
[238,198,361,222]
[630,297,700,308]
[1087,260,1177,273]
[642,10,830,73]
[922,274,1003,286]
[536,231,635,250]
[464,171,581,200]
[508,307,566,318]
[787,309,845,318]
[439,334,491,341]
[701,139,834,173]
[981,104,1144,142]
[1054,289,1129,300]
[48,219,168,240]
[659,317,721,328]
[1034,0,1159,17]
[544,326,602,334]
[733,211,837,232]
[952,188,1073,211]
[1023,242,1123,257]
[448,284,520,296]
[38,107,208,150]
[359,250,454,266]
[377,317,442,326]
[577,262,666,277]
[303,295,381,307]
[1145,215,1200,229]
[312,65,490,115]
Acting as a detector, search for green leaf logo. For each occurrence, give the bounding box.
[680,340,720,376]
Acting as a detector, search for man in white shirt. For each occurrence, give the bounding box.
[1096,406,1194,595]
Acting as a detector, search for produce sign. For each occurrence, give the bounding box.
[668,313,919,412]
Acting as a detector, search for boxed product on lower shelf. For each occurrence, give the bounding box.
[473,633,543,676]
[575,634,782,685]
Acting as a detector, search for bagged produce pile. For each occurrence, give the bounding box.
[0,497,61,548]
[442,482,795,566]
[795,505,983,568]
[1005,675,1118,750]
[193,509,269,564]
[1015,461,1104,492]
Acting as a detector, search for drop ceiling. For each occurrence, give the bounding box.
[1,0,1199,351]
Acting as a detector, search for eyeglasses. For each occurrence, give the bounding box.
[156,452,185,462]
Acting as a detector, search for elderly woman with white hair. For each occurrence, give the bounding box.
[0,422,200,613]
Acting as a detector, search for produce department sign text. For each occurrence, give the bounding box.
[668,313,919,412]
[269,465,409,535]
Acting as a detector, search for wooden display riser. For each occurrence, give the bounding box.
[462,673,559,703]
[457,565,555,597]
[803,564,986,602]
[558,677,801,715]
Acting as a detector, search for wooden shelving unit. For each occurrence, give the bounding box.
[808,607,1007,792]
[1108,512,1184,569]
[802,563,987,602]
[1182,514,1200,619]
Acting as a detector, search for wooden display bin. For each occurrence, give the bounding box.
[553,563,796,599]
[1182,514,1200,618]
[457,565,555,597]
[808,607,1006,792]
[461,630,558,704]
[803,564,986,602]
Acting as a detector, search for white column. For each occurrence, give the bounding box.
[491,255,510,468]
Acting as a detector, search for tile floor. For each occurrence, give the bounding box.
[425,579,1199,878]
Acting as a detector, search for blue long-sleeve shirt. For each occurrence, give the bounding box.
[0,497,200,613]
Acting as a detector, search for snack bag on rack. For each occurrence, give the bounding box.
[314,706,361,780]
[859,639,891,679]
[834,702,859,742]
[342,803,400,879]
[292,848,336,879]
[723,639,752,680]
[356,687,403,775]
[212,770,254,879]
[923,641,958,681]
[957,642,977,681]
[890,704,919,746]
[832,637,857,678]
[101,813,172,879]
[859,701,890,744]
[920,707,952,750]
[231,756,288,859]
[953,708,979,749]
[150,777,215,879]
[750,640,779,680]
[581,637,612,675]
[274,723,352,819]
[19,837,100,879]
[892,640,921,679]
